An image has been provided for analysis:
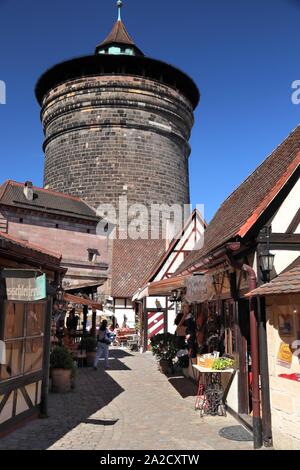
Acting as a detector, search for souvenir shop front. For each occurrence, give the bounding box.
[0,234,62,435]
[148,266,255,426]
[181,268,255,422]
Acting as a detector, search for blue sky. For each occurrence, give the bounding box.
[0,0,299,221]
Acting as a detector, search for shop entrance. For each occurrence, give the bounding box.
[144,309,167,350]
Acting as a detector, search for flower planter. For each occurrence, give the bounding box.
[86,351,96,367]
[51,368,72,393]
[159,359,170,374]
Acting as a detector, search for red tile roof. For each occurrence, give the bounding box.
[0,231,62,261]
[111,238,166,298]
[248,259,300,296]
[176,125,300,275]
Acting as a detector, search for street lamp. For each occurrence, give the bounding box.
[56,284,65,310]
[259,251,275,283]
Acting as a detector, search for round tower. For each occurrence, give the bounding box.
[35,2,200,216]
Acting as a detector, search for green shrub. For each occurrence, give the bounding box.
[150,333,177,362]
[50,346,74,370]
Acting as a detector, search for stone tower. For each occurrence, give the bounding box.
[35,2,199,221]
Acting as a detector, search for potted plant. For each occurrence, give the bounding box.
[80,335,97,367]
[50,346,75,393]
[150,333,177,374]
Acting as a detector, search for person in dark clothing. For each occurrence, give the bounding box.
[66,308,79,332]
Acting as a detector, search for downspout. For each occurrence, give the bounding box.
[242,264,263,449]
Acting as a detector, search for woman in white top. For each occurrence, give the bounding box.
[93,319,111,370]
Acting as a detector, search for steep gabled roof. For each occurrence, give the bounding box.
[140,209,206,286]
[176,125,300,275]
[111,238,166,298]
[0,180,99,222]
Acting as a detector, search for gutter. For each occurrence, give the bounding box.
[181,242,241,275]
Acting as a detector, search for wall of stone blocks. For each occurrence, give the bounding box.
[41,75,195,220]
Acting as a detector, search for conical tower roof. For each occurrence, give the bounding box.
[99,19,136,48]
[95,1,144,56]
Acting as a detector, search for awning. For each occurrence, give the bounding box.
[147,275,189,296]
[142,271,214,303]
[64,281,103,291]
[132,285,149,301]
[64,292,102,309]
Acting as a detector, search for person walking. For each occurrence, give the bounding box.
[93,319,111,370]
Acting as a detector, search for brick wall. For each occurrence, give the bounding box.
[1,209,109,289]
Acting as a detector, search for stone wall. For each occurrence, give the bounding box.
[266,294,300,450]
[41,75,194,217]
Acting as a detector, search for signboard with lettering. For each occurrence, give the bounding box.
[185,274,214,304]
[2,270,46,302]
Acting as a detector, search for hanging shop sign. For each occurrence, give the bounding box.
[2,270,46,302]
[185,274,214,303]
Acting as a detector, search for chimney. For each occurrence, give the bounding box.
[23,181,34,201]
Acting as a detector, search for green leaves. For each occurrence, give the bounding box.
[150,333,177,362]
[212,357,235,370]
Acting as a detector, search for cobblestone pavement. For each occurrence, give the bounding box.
[0,349,253,450]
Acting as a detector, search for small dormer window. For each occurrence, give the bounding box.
[87,248,99,262]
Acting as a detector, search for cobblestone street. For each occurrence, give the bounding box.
[0,349,253,450]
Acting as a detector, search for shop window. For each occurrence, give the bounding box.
[24,337,43,374]
[0,302,45,382]
[0,340,23,380]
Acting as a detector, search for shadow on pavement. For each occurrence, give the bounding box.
[0,349,133,450]
[168,375,197,399]
[84,418,119,426]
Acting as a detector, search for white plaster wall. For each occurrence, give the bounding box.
[114,308,135,328]
[0,392,13,424]
[168,309,177,334]
[272,250,300,275]
[222,372,239,413]
[271,178,300,233]
[266,296,300,450]
[146,296,166,309]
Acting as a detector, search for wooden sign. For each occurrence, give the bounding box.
[185,275,214,303]
[2,270,46,302]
